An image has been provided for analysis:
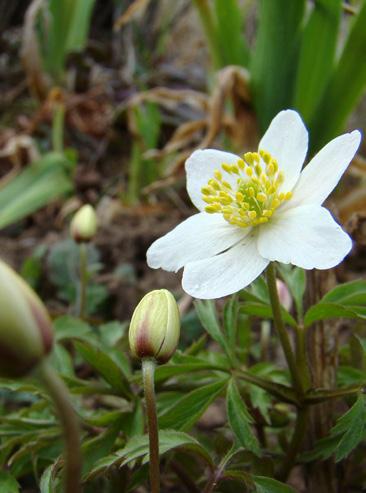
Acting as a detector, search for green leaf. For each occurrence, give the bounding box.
[0,471,20,492]
[195,300,235,361]
[304,280,366,327]
[303,394,366,462]
[84,430,212,481]
[224,295,239,349]
[250,0,306,131]
[253,475,296,493]
[213,0,249,66]
[240,302,297,327]
[75,341,131,398]
[227,379,261,455]
[39,464,55,493]
[155,359,228,383]
[53,316,92,341]
[293,0,342,122]
[0,153,73,229]
[159,379,228,431]
[310,2,366,150]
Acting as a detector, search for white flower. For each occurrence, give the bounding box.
[147,110,361,299]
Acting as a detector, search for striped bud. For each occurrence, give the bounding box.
[0,259,53,377]
[129,289,180,364]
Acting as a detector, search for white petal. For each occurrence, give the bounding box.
[257,205,352,269]
[259,109,308,191]
[289,130,361,207]
[147,212,247,273]
[185,149,241,210]
[182,235,269,299]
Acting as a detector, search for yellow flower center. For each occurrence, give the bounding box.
[201,150,292,228]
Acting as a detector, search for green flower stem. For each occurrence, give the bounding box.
[52,101,65,153]
[278,406,309,480]
[295,324,312,392]
[38,360,82,493]
[78,242,88,318]
[266,263,304,397]
[305,385,364,404]
[142,358,160,493]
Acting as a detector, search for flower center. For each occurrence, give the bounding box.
[201,150,292,228]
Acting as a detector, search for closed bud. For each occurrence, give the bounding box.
[129,289,180,364]
[70,204,97,243]
[276,279,292,312]
[0,259,53,377]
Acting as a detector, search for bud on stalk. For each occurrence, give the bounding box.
[0,259,53,377]
[70,204,97,243]
[129,289,180,364]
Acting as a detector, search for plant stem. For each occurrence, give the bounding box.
[142,358,160,493]
[266,263,304,397]
[52,101,65,153]
[38,359,82,493]
[278,406,309,480]
[295,324,311,392]
[78,242,88,318]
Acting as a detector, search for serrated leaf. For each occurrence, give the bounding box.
[0,471,20,492]
[84,430,212,481]
[159,379,228,431]
[240,302,297,327]
[253,475,296,493]
[227,379,261,455]
[75,341,131,398]
[195,300,234,361]
[53,316,92,341]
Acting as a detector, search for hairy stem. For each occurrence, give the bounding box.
[266,263,304,397]
[78,242,88,318]
[38,360,82,493]
[142,358,160,493]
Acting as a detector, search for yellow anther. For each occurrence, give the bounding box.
[222,181,232,190]
[255,164,262,176]
[214,170,222,181]
[201,186,212,195]
[205,204,221,213]
[222,163,232,173]
[267,163,275,175]
[201,149,292,229]
[209,179,220,190]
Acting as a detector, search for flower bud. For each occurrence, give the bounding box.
[0,259,53,377]
[129,289,180,364]
[276,279,292,312]
[70,204,97,243]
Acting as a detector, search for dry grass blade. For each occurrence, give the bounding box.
[114,0,151,31]
[21,0,50,100]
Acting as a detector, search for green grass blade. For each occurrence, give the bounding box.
[0,153,73,229]
[250,0,306,132]
[65,0,96,52]
[214,0,249,66]
[293,0,342,123]
[310,2,366,151]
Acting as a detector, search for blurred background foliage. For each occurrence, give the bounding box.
[0,0,366,492]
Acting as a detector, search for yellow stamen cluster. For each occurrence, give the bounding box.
[201,150,292,228]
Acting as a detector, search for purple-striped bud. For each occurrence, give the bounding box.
[129,290,180,364]
[70,204,97,243]
[0,259,53,377]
